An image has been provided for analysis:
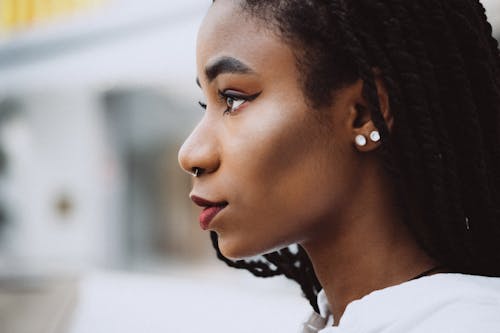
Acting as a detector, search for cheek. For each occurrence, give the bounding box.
[224,101,322,197]
[217,101,351,256]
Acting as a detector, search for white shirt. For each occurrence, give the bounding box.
[301,273,500,333]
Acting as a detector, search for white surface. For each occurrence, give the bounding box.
[316,274,500,333]
[68,268,310,333]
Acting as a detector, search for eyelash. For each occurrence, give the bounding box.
[198,91,261,115]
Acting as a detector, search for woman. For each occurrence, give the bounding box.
[178,0,500,331]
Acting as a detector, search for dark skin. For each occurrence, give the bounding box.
[178,0,438,325]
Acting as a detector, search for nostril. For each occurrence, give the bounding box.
[192,167,205,177]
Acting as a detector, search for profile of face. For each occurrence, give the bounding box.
[178,0,382,259]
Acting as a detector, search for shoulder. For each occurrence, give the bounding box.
[407,274,500,333]
[341,274,500,333]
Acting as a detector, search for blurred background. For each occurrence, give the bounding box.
[0,1,311,332]
[0,1,499,332]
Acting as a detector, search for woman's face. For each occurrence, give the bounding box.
[178,0,361,259]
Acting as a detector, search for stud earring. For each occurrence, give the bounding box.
[355,134,367,147]
[369,130,381,143]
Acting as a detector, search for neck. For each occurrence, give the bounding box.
[301,164,437,325]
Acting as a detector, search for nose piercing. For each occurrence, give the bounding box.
[193,167,201,177]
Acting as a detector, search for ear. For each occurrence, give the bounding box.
[347,69,393,152]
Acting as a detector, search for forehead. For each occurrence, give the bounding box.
[196,0,296,81]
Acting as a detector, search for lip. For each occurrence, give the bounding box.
[190,195,228,230]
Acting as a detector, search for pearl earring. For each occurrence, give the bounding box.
[355,134,367,147]
[369,130,381,143]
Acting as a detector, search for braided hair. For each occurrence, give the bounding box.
[208,0,500,312]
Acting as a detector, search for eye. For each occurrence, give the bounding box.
[219,90,261,115]
[224,95,246,114]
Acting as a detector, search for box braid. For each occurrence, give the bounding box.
[208,0,500,311]
[209,231,322,312]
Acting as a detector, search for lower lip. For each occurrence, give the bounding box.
[199,205,226,230]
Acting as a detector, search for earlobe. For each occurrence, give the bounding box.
[353,129,382,152]
[350,69,392,152]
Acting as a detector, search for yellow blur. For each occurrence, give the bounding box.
[0,0,107,35]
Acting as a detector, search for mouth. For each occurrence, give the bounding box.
[190,195,228,230]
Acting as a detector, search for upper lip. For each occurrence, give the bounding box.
[190,195,228,208]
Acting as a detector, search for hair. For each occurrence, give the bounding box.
[208,0,500,312]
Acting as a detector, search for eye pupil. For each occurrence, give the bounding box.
[227,97,234,108]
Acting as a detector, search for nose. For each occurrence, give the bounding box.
[178,118,220,177]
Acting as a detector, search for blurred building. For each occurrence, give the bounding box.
[0,2,222,332]
[0,0,211,274]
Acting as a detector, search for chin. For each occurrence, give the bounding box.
[218,238,260,260]
[217,234,288,260]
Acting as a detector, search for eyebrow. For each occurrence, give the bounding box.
[196,56,255,87]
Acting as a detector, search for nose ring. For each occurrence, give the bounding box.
[193,167,202,177]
